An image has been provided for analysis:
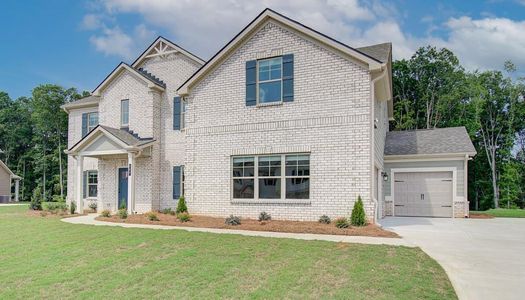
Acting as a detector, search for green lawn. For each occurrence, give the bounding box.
[470,208,525,218]
[0,206,456,299]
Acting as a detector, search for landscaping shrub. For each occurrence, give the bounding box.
[69,201,76,215]
[318,215,331,224]
[176,196,188,213]
[351,196,367,226]
[118,208,128,219]
[119,202,127,210]
[52,195,66,203]
[88,202,97,212]
[100,210,111,218]
[225,215,241,226]
[42,202,67,213]
[335,217,350,228]
[146,212,159,221]
[29,189,42,211]
[258,211,271,222]
[161,208,176,215]
[177,212,191,222]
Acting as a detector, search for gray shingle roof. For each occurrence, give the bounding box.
[356,43,391,63]
[385,127,476,156]
[61,95,100,110]
[99,125,155,147]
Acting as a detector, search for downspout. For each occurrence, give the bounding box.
[370,66,388,224]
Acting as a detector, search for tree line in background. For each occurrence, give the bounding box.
[0,86,88,202]
[0,46,524,210]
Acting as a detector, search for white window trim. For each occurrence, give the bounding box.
[87,112,98,133]
[256,56,283,105]
[181,99,187,130]
[86,170,98,199]
[121,99,129,127]
[231,153,310,204]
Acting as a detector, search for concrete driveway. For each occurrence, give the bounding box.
[380,217,525,300]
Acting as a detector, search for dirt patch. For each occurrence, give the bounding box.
[96,213,399,238]
[468,213,494,219]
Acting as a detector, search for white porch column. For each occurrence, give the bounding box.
[127,153,136,214]
[76,155,84,214]
[14,179,19,202]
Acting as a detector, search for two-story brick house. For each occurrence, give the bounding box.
[62,9,476,221]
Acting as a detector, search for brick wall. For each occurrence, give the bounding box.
[183,21,374,221]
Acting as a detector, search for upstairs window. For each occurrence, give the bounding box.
[121,99,129,127]
[258,57,282,103]
[87,112,98,133]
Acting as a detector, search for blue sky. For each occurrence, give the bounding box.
[1,0,525,99]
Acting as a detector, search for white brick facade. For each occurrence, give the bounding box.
[65,14,393,221]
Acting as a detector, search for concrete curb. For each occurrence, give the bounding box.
[61,214,415,247]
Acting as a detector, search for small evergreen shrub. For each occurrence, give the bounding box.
[161,208,176,215]
[118,208,128,219]
[318,215,331,224]
[42,202,68,213]
[100,210,111,218]
[225,215,241,226]
[334,217,350,228]
[146,211,159,221]
[88,202,97,212]
[29,189,42,211]
[177,212,191,222]
[119,202,127,210]
[176,197,188,213]
[69,201,76,215]
[350,196,367,226]
[52,195,65,203]
[258,212,271,222]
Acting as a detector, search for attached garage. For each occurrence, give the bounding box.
[382,127,476,218]
[393,171,453,217]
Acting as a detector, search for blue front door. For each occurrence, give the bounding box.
[118,168,128,209]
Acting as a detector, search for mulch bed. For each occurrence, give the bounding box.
[468,213,494,219]
[96,213,399,238]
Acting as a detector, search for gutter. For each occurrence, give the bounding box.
[370,66,388,224]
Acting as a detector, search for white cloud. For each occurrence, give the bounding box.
[82,0,525,74]
[81,14,103,30]
[88,24,155,60]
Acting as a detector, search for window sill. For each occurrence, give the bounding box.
[256,101,282,108]
[231,199,311,205]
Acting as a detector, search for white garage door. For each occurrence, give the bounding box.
[394,172,453,217]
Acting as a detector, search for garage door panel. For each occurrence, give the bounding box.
[394,171,453,217]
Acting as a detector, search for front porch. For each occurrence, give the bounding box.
[65,125,156,214]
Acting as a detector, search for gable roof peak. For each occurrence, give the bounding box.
[131,36,205,68]
[177,8,388,95]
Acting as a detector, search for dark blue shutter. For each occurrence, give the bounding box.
[246,60,257,106]
[173,96,181,130]
[81,113,88,137]
[82,171,87,199]
[282,54,294,102]
[173,166,181,200]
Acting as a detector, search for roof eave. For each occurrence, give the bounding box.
[92,63,165,96]
[385,152,477,160]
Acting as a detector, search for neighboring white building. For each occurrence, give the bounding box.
[62,9,476,221]
[0,149,21,203]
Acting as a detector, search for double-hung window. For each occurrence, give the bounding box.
[121,99,129,127]
[232,157,255,199]
[87,112,98,133]
[87,170,98,198]
[232,154,310,201]
[258,57,282,103]
[181,99,187,129]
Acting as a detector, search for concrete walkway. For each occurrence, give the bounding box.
[62,214,414,247]
[380,217,525,300]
